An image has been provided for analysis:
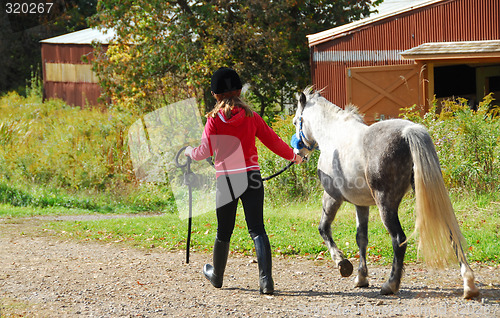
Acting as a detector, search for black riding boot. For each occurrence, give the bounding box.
[203,238,230,288]
[253,234,274,294]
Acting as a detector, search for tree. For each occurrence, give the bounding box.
[91,0,376,115]
[1,0,98,94]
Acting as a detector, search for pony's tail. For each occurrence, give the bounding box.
[403,124,467,268]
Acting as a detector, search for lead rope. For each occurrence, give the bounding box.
[205,156,295,182]
[262,161,295,181]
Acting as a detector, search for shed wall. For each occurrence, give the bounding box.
[312,0,500,107]
[41,43,104,107]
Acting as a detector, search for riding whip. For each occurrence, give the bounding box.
[175,146,195,264]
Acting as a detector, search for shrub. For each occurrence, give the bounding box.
[0,92,182,213]
[400,95,500,194]
[2,91,496,213]
[0,92,135,191]
[257,114,322,205]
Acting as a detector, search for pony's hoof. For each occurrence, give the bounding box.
[463,286,480,299]
[380,281,398,295]
[355,275,369,288]
[338,259,353,277]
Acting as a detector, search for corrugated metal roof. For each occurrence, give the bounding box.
[40,28,115,45]
[401,40,500,59]
[307,0,446,47]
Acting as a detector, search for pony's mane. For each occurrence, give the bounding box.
[344,104,364,122]
[302,87,364,123]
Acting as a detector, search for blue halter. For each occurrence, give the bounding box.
[290,116,318,151]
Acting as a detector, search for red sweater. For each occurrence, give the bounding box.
[191,107,294,177]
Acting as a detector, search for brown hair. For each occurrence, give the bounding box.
[207,90,254,119]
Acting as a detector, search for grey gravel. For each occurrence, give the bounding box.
[0,219,498,317]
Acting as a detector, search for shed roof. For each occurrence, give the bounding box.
[307,0,446,47]
[400,40,500,60]
[40,28,115,45]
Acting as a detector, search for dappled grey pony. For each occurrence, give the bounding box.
[292,88,479,299]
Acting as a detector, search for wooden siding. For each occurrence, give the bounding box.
[43,82,102,107]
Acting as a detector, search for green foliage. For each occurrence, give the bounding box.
[400,95,500,194]
[0,92,132,191]
[1,1,98,95]
[0,92,178,213]
[25,65,43,100]
[90,0,375,115]
[0,181,99,210]
[257,114,321,205]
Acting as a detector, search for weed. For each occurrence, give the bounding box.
[401,95,500,194]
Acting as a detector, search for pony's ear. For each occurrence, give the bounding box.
[299,92,307,108]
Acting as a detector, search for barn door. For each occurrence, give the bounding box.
[346,64,423,124]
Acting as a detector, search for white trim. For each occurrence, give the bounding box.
[313,50,402,63]
[218,112,227,123]
[216,165,260,173]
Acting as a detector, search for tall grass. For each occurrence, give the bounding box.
[256,114,322,205]
[0,92,175,213]
[0,92,130,190]
[401,94,500,194]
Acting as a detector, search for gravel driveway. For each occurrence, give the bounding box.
[0,218,498,317]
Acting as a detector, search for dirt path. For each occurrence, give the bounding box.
[0,218,499,317]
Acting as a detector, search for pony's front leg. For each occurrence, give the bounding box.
[355,205,370,287]
[319,191,353,277]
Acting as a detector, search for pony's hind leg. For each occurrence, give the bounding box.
[319,191,353,277]
[355,206,370,287]
[452,237,480,299]
[461,262,480,299]
[376,199,407,295]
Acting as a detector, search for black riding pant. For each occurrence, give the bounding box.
[216,170,266,242]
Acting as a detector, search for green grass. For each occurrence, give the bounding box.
[0,204,92,218]
[39,192,499,265]
[0,180,178,218]
[0,297,32,318]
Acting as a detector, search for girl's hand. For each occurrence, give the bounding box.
[293,153,304,164]
[184,146,194,158]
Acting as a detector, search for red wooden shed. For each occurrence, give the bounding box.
[40,28,114,107]
[308,0,500,123]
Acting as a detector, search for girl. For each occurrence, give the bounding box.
[185,67,302,294]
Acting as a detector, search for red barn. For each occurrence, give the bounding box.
[308,0,500,123]
[40,28,114,107]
